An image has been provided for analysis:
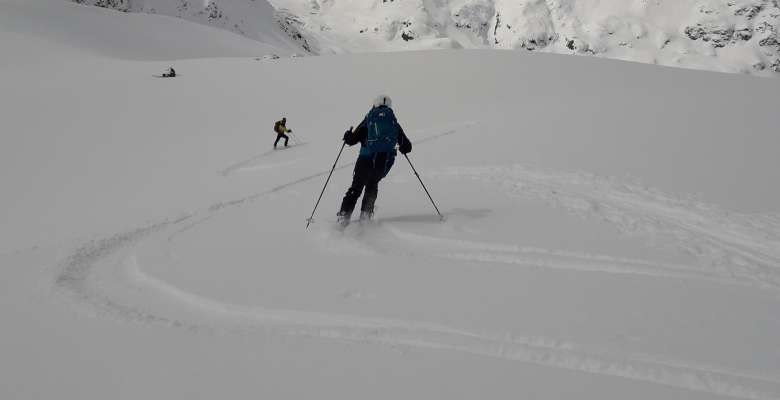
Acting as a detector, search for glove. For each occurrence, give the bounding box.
[343,127,353,141]
[399,139,412,154]
[287,129,292,133]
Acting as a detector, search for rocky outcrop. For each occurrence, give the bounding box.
[275,10,314,52]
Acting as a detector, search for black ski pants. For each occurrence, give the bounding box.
[274,133,289,147]
[340,153,394,215]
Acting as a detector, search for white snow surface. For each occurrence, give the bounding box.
[68,0,310,54]
[2,1,780,399]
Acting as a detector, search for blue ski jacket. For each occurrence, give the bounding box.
[343,106,412,156]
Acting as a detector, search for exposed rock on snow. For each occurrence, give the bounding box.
[275,9,316,52]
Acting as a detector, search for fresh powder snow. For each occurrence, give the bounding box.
[1,0,780,399]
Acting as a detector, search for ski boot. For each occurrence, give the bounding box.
[360,195,376,224]
[336,211,352,228]
[359,209,374,223]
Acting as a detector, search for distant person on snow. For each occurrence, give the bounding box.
[162,67,176,78]
[336,95,412,226]
[273,117,292,148]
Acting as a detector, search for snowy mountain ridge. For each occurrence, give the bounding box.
[70,0,311,53]
[72,0,780,75]
[272,0,780,74]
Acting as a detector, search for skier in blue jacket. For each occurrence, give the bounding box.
[337,95,412,226]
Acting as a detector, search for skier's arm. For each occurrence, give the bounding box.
[343,120,367,146]
[397,125,412,154]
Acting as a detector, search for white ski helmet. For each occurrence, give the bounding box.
[373,94,392,108]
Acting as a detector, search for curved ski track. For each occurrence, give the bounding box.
[53,124,780,400]
[437,165,780,290]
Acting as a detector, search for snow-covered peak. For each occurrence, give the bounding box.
[270,0,780,75]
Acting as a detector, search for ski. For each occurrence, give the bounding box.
[273,142,307,151]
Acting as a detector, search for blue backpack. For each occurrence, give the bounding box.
[360,106,399,157]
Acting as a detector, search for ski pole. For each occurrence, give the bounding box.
[404,153,444,221]
[306,141,347,229]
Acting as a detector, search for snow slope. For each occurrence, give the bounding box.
[68,0,306,55]
[2,1,780,399]
[0,0,294,61]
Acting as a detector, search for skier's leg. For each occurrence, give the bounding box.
[360,179,378,219]
[361,153,387,219]
[340,180,365,216]
[283,134,289,147]
[274,134,282,148]
[339,159,369,217]
[340,186,362,215]
[361,165,380,214]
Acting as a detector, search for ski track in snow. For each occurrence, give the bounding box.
[218,122,468,178]
[52,122,780,400]
[432,165,780,290]
[230,158,303,174]
[219,143,308,177]
[381,227,760,285]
